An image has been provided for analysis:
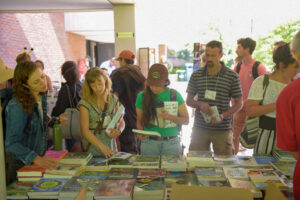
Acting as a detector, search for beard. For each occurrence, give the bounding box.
[206,61,214,68]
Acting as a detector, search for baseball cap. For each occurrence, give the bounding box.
[0,58,14,83]
[116,49,135,61]
[147,64,169,87]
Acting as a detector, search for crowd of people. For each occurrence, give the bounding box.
[0,32,300,199]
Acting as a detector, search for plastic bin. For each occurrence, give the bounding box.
[177,70,186,82]
[186,65,193,81]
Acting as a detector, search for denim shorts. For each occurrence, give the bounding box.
[141,136,181,156]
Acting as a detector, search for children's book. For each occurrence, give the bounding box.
[132,129,161,137]
[27,178,68,196]
[94,179,135,199]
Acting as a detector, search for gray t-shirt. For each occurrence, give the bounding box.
[187,64,242,131]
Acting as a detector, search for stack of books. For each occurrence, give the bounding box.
[271,161,296,177]
[27,178,68,199]
[161,155,187,172]
[60,152,93,166]
[107,168,137,180]
[44,164,81,179]
[247,170,287,190]
[134,171,165,200]
[94,179,135,200]
[273,150,296,162]
[17,165,45,182]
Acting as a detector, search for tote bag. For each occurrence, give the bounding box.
[239,75,269,149]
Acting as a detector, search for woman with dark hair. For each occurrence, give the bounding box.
[5,61,67,184]
[35,60,54,93]
[135,64,189,156]
[246,44,299,155]
[51,61,82,151]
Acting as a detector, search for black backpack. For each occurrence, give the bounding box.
[236,61,261,79]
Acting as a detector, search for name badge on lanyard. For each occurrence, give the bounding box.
[205,90,216,100]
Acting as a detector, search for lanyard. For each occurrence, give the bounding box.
[205,69,221,91]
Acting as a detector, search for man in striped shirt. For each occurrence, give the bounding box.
[186,40,242,155]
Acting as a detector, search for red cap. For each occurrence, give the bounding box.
[116,49,135,61]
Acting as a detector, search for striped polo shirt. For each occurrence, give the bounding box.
[187,63,242,131]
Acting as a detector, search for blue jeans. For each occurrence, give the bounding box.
[141,137,181,156]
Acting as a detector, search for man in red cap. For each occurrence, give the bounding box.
[111,49,146,154]
[116,49,135,67]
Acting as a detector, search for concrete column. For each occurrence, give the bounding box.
[0,102,7,199]
[113,4,136,58]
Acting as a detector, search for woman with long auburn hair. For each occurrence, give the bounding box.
[5,61,67,184]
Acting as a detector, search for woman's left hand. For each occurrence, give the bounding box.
[58,112,68,127]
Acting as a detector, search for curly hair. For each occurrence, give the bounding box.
[82,67,112,107]
[13,61,38,114]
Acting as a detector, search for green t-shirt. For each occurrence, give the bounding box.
[135,88,185,137]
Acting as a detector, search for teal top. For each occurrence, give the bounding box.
[78,95,118,157]
[135,88,185,137]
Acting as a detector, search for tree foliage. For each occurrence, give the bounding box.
[253,20,300,70]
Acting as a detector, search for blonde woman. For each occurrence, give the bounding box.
[79,67,124,158]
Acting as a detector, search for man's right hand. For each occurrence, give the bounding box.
[199,102,213,115]
[33,156,59,169]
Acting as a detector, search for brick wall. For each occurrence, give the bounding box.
[0,13,86,82]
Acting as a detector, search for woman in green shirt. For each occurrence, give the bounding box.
[135,64,189,156]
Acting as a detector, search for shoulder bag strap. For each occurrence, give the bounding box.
[66,85,75,108]
[259,74,270,105]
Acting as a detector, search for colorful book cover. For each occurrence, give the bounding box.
[94,179,135,198]
[195,167,226,181]
[44,150,68,160]
[236,156,258,166]
[78,170,108,179]
[45,164,80,175]
[253,156,277,165]
[28,178,68,195]
[228,178,262,198]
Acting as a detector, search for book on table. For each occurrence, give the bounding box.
[223,167,249,180]
[132,155,160,169]
[6,181,35,200]
[134,177,165,200]
[84,157,110,171]
[17,165,46,177]
[228,178,262,198]
[27,178,68,198]
[59,152,93,166]
[247,170,287,190]
[94,179,135,200]
[44,150,68,160]
[59,177,104,200]
[132,129,161,137]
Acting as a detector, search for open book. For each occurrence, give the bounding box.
[132,129,161,137]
